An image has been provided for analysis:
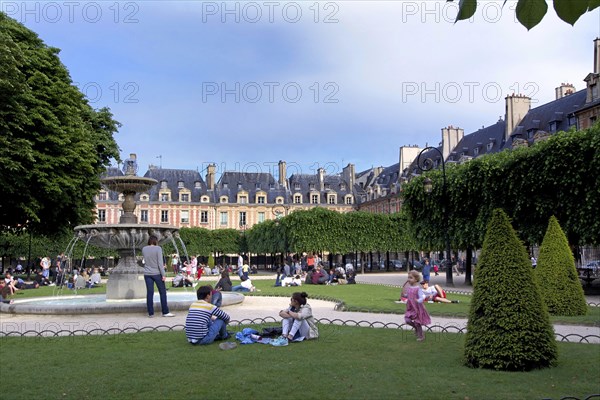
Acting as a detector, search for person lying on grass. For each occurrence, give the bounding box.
[420,281,459,303]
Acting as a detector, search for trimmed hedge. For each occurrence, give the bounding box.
[535,216,587,316]
[464,209,557,371]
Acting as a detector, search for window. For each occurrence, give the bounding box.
[161,210,169,223]
[591,83,598,101]
[309,183,315,190]
[178,181,184,188]
[140,194,149,201]
[97,209,106,222]
[201,196,210,203]
[160,181,168,189]
[161,193,170,202]
[473,147,479,156]
[257,196,266,204]
[220,212,228,226]
[200,211,208,223]
[239,196,248,204]
[345,196,353,205]
[328,195,336,204]
[549,121,557,133]
[258,212,265,223]
[276,197,283,204]
[340,184,346,191]
[311,194,319,204]
[294,194,302,204]
[220,196,228,203]
[180,193,190,202]
[98,192,107,201]
[487,142,493,152]
[194,181,201,189]
[294,183,300,190]
[181,210,189,224]
[255,182,261,189]
[239,211,246,226]
[140,210,148,222]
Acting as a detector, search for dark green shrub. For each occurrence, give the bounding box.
[535,216,587,316]
[464,209,557,371]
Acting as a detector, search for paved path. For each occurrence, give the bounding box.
[1,273,598,343]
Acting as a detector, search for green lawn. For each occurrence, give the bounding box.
[1,325,598,400]
[9,279,600,326]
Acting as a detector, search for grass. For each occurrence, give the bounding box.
[8,278,600,326]
[1,325,598,400]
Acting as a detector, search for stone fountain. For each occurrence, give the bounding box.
[74,154,179,301]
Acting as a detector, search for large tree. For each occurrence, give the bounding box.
[0,13,120,236]
[452,0,600,30]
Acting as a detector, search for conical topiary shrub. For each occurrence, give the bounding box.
[534,216,587,316]
[464,209,557,371]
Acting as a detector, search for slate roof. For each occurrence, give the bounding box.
[504,89,585,149]
[288,173,352,204]
[143,168,205,202]
[215,172,286,204]
[454,119,506,159]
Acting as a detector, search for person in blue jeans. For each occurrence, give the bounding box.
[186,285,231,345]
[141,235,174,318]
[422,258,432,283]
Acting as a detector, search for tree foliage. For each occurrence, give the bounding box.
[402,126,600,254]
[452,0,600,30]
[463,209,557,371]
[534,216,587,316]
[0,13,121,235]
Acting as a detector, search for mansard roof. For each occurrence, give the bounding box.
[288,173,352,204]
[374,163,400,189]
[215,171,286,203]
[504,89,585,148]
[143,168,205,202]
[455,119,506,160]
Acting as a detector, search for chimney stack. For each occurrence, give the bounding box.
[505,94,531,141]
[278,160,287,188]
[318,168,325,191]
[206,164,216,190]
[441,125,464,160]
[594,37,600,74]
[342,163,355,189]
[555,83,575,99]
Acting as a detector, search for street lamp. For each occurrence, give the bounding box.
[417,147,453,286]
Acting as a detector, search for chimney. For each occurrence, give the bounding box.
[317,168,325,191]
[342,163,355,189]
[594,38,600,74]
[555,83,575,99]
[278,160,287,188]
[441,125,464,160]
[206,163,216,190]
[504,94,531,141]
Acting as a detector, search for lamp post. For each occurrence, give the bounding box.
[417,147,453,286]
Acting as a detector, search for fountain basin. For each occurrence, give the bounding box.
[0,292,245,315]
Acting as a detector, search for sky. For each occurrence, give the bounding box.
[4,1,599,179]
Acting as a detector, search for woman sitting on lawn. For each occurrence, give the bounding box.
[278,292,319,341]
[420,281,459,304]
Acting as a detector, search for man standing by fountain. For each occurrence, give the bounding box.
[142,235,175,318]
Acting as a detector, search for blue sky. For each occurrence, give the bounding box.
[5,1,599,178]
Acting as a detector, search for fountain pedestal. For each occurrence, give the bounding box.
[106,251,146,300]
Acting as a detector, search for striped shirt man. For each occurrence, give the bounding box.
[185,299,230,343]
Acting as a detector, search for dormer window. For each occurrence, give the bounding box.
[487,143,493,152]
[220,196,228,203]
[201,195,210,203]
[239,196,248,204]
[294,194,302,204]
[257,196,266,204]
[473,148,479,156]
[269,183,275,190]
[98,192,107,201]
[194,181,201,189]
[294,183,300,190]
[309,183,315,190]
[340,183,346,191]
[237,182,243,189]
[255,182,261,189]
[178,181,184,188]
[180,193,190,202]
[161,193,170,202]
[140,194,149,201]
[549,121,557,133]
[324,183,330,190]
[160,181,168,189]
[276,197,284,204]
[223,182,228,189]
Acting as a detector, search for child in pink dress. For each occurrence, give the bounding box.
[404,270,431,341]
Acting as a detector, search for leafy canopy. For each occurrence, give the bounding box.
[452,0,599,30]
[0,12,120,235]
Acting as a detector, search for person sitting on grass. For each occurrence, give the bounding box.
[278,292,319,341]
[232,275,255,292]
[420,281,459,303]
[185,285,231,345]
